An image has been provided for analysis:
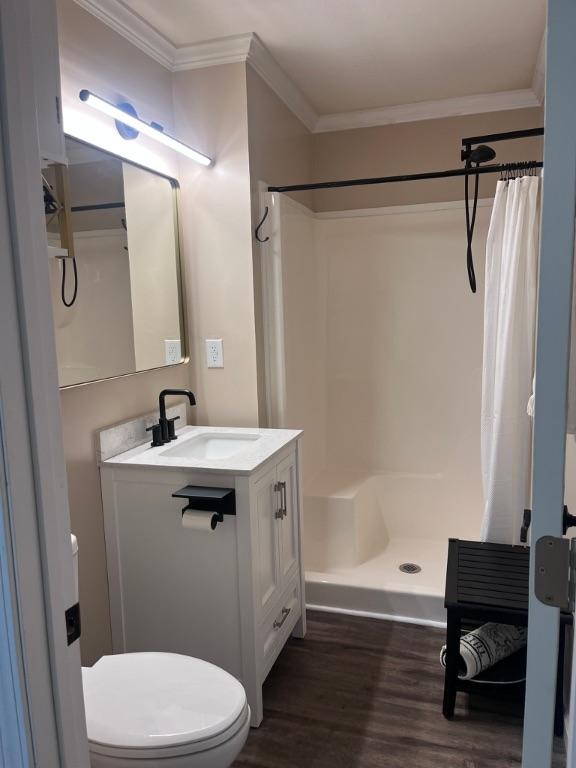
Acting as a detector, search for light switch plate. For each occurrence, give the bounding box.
[164,339,182,365]
[206,338,224,368]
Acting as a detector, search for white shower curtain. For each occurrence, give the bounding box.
[480,176,540,544]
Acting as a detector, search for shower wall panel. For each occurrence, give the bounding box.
[281,201,490,538]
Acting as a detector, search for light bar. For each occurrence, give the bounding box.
[79,89,213,167]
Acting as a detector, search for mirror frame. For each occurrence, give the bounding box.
[57,135,188,389]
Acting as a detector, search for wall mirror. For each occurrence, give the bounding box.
[44,136,186,388]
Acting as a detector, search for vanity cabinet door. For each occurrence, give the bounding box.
[254,466,282,617]
[277,454,299,585]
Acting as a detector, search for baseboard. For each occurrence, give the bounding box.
[306,602,447,629]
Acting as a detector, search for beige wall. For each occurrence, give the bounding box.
[312,108,544,211]
[173,63,259,427]
[246,66,313,209]
[245,67,314,423]
[57,0,190,665]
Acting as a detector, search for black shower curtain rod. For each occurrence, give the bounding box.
[268,126,545,194]
[267,161,543,194]
[71,201,125,212]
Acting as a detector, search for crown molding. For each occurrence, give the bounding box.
[246,34,317,131]
[173,33,253,71]
[314,89,541,133]
[73,0,174,69]
[73,0,319,130]
[73,0,544,135]
[172,33,318,130]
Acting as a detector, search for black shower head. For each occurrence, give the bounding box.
[468,144,496,164]
[463,144,496,294]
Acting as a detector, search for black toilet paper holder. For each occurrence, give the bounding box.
[172,485,236,530]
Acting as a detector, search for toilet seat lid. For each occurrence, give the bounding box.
[83,652,247,750]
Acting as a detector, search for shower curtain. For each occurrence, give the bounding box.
[480,176,540,544]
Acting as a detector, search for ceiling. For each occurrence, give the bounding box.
[118,0,545,115]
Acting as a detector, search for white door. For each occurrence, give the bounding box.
[522,3,576,767]
[0,0,89,765]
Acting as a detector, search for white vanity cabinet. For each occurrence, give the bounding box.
[100,433,305,727]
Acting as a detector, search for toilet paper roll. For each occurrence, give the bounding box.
[181,510,214,532]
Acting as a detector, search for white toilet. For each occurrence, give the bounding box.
[71,536,250,767]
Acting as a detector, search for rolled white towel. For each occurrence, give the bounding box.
[440,623,527,680]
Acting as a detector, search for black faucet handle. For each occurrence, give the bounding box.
[146,423,164,447]
[167,415,181,441]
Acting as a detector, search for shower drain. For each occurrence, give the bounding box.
[399,562,422,574]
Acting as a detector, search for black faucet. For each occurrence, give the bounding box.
[146,389,196,447]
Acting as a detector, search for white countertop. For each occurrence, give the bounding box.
[102,425,302,475]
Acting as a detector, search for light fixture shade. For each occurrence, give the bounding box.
[79,90,213,167]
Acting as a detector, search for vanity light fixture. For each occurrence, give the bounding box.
[79,89,213,167]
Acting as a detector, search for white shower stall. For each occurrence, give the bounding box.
[261,191,492,624]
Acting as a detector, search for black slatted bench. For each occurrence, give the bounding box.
[443,538,572,735]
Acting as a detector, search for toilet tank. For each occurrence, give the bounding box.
[70,533,79,604]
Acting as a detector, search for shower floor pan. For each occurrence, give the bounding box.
[306,537,447,626]
[303,470,479,627]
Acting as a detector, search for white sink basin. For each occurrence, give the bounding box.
[160,432,261,461]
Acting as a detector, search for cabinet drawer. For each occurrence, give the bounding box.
[260,581,300,679]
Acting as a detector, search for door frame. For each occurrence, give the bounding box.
[523,2,576,766]
[0,0,89,764]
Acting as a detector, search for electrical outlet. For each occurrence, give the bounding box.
[205,338,224,368]
[164,339,182,365]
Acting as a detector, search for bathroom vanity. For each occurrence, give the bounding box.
[100,425,305,727]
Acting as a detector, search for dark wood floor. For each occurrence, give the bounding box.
[234,611,565,768]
